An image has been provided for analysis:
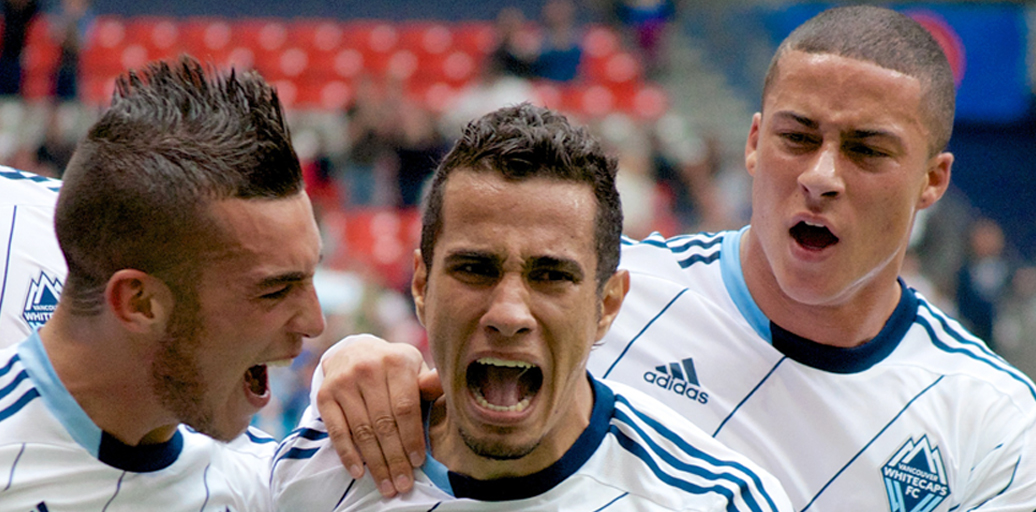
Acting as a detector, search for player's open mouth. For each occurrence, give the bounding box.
[467,357,543,413]
[791,221,838,250]
[245,364,269,396]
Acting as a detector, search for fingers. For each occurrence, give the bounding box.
[317,335,426,497]
[418,367,444,402]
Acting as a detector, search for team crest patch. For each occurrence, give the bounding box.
[22,271,62,329]
[882,435,950,512]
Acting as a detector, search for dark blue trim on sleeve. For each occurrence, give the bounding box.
[446,374,614,501]
[770,279,917,374]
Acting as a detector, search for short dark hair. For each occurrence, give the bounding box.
[420,103,622,290]
[56,56,303,315]
[762,5,956,154]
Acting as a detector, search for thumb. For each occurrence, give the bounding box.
[417,368,444,402]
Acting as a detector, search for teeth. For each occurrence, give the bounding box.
[266,359,293,367]
[477,357,533,369]
[472,389,532,412]
[803,221,825,228]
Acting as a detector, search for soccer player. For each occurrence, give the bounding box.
[271,103,793,511]
[314,6,1036,511]
[0,57,325,511]
[0,167,65,349]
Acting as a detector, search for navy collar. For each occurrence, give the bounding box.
[423,374,614,501]
[770,279,918,373]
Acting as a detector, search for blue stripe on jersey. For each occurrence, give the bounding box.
[0,169,61,192]
[0,369,29,400]
[0,354,19,379]
[799,376,943,512]
[0,387,39,423]
[678,251,720,269]
[593,492,629,511]
[4,443,25,491]
[713,358,788,438]
[335,479,356,509]
[916,300,1036,401]
[720,227,771,341]
[609,425,762,512]
[602,288,689,379]
[200,463,212,512]
[245,428,277,444]
[297,427,328,441]
[614,394,780,512]
[0,205,17,320]
[281,446,320,461]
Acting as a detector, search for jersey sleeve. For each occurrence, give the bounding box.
[957,394,1036,510]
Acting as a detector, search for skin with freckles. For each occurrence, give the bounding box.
[742,50,952,347]
[411,169,627,480]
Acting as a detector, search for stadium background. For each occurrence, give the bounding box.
[3,0,1034,438]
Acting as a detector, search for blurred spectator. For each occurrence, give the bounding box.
[598,113,659,238]
[650,115,730,233]
[342,75,394,207]
[50,0,93,101]
[995,265,1036,380]
[0,0,40,96]
[532,0,582,82]
[386,84,448,207]
[487,7,537,79]
[34,103,77,176]
[956,217,1012,348]
[613,0,674,77]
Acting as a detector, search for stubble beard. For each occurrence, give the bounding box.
[458,425,541,461]
[150,295,233,442]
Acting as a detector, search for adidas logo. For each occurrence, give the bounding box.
[643,357,708,404]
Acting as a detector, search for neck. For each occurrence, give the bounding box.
[428,375,594,480]
[740,229,902,348]
[41,306,179,446]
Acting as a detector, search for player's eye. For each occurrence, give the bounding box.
[260,286,291,300]
[529,269,576,283]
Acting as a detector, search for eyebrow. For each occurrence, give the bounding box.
[254,271,312,292]
[773,111,818,129]
[524,256,585,280]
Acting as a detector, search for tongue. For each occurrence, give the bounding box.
[479,366,524,406]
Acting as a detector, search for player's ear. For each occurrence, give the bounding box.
[411,249,428,327]
[918,151,953,210]
[745,112,762,177]
[105,270,174,335]
[595,270,630,341]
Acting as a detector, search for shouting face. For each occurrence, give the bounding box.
[414,169,626,478]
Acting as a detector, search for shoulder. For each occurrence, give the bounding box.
[597,379,793,512]
[906,293,1036,409]
[621,231,727,269]
[271,415,358,510]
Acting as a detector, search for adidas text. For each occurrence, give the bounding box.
[643,371,708,404]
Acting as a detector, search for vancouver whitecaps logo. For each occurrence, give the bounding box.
[882,435,950,512]
[22,271,62,330]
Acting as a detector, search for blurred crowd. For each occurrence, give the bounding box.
[2,0,1034,438]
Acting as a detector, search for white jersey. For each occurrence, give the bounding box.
[0,332,276,512]
[588,227,1036,512]
[0,167,65,349]
[272,376,793,512]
